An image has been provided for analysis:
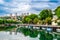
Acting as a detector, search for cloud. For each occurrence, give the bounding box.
[11,4,31,13]
[3,0,31,13]
[32,0,50,1]
[0,0,60,16]
[31,3,50,8]
[0,0,4,4]
[0,0,31,15]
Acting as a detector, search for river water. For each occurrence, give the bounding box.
[0,31,39,40]
[0,27,60,40]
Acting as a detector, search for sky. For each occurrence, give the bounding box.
[0,0,60,16]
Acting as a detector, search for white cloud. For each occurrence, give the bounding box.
[1,0,31,13]
[11,4,31,13]
[0,0,4,4]
[32,0,50,1]
[0,0,60,16]
[32,3,50,8]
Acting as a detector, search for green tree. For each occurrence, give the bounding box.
[22,16,27,23]
[39,31,53,40]
[45,17,52,25]
[25,17,32,24]
[33,18,39,24]
[45,33,53,40]
[22,14,38,24]
[29,14,38,20]
[39,9,53,20]
[29,30,39,38]
[54,6,60,18]
[22,16,32,24]
[0,19,3,24]
[6,19,16,24]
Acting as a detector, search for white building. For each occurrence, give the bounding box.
[52,12,58,25]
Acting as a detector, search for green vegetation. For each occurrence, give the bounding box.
[22,14,39,24]
[29,14,38,20]
[22,6,60,25]
[39,9,53,20]
[0,6,60,40]
[54,6,60,18]
[17,27,39,38]
[22,16,32,24]
[17,27,59,40]
[0,18,21,24]
[39,30,53,40]
[0,6,60,25]
[45,17,52,25]
[0,26,16,31]
[22,9,53,25]
[58,22,60,25]
[33,18,39,24]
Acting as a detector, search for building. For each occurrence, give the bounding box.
[52,12,58,25]
[10,13,18,20]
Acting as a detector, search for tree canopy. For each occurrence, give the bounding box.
[54,6,60,18]
[29,14,38,20]
[22,14,39,24]
[39,9,53,20]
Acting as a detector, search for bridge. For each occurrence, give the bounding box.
[3,24,59,27]
[0,24,60,28]
[5,24,60,35]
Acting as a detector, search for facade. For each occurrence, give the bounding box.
[10,13,17,20]
[52,12,58,25]
[10,13,30,21]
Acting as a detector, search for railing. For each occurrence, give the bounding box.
[0,24,60,28]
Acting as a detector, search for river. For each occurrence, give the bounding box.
[0,27,60,40]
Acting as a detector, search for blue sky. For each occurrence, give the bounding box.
[0,0,60,16]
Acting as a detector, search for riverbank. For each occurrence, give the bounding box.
[0,26,16,31]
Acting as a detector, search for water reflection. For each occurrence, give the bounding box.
[0,27,60,40]
[18,27,39,38]
[0,31,39,40]
[17,27,60,40]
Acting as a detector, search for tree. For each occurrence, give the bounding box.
[54,6,60,18]
[33,18,39,24]
[0,18,3,24]
[39,31,53,40]
[29,14,38,20]
[45,33,53,40]
[45,17,52,25]
[22,14,38,24]
[25,17,32,24]
[6,19,17,24]
[22,16,32,24]
[39,9,53,20]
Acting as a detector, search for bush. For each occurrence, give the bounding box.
[57,22,60,25]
